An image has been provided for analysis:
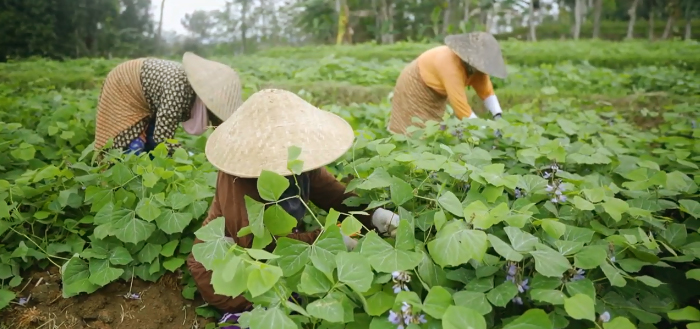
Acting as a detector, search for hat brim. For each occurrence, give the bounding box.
[444,33,508,79]
[204,89,356,178]
[182,52,243,122]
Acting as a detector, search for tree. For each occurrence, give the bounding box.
[625,0,640,39]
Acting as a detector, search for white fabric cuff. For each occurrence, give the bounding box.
[484,95,502,117]
[468,112,478,119]
[372,208,399,230]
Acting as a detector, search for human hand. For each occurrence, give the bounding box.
[372,208,400,237]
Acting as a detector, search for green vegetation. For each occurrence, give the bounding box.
[1,40,699,329]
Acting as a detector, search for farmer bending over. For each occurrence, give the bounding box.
[94,52,243,157]
[186,89,402,322]
[388,32,508,134]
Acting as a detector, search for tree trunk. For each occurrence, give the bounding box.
[648,10,655,40]
[662,15,675,39]
[686,18,692,40]
[156,0,165,53]
[685,0,694,40]
[592,0,602,38]
[626,0,640,39]
[573,0,583,39]
[528,0,537,41]
[379,0,393,44]
[442,0,452,34]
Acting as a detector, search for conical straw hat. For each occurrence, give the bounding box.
[205,89,355,178]
[444,32,508,79]
[182,52,243,122]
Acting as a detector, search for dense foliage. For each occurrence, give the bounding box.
[0,42,699,329]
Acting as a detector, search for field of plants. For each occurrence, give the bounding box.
[0,39,698,329]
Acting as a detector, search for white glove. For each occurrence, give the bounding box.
[342,234,358,251]
[372,209,400,237]
[484,95,503,118]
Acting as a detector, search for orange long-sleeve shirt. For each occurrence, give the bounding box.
[417,45,495,119]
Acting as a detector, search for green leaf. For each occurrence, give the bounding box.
[138,243,162,263]
[309,225,345,274]
[360,232,422,273]
[443,305,486,329]
[155,209,194,235]
[438,191,464,218]
[574,245,608,269]
[635,275,663,287]
[422,286,453,319]
[245,196,266,237]
[602,198,629,221]
[564,294,595,322]
[390,177,414,206]
[530,248,570,277]
[257,170,290,201]
[452,291,492,315]
[248,307,297,329]
[0,289,16,310]
[364,291,395,316]
[307,296,345,323]
[247,264,283,297]
[679,199,700,218]
[247,248,280,260]
[687,269,700,282]
[428,221,488,267]
[298,264,332,295]
[114,214,156,244]
[160,240,179,258]
[88,259,123,286]
[503,309,553,329]
[572,196,595,211]
[136,198,161,221]
[340,215,363,236]
[163,257,185,272]
[263,205,298,236]
[211,254,248,298]
[603,317,636,329]
[487,234,523,261]
[504,227,538,252]
[487,281,519,307]
[192,218,235,271]
[541,219,566,239]
[273,238,310,276]
[108,246,133,265]
[336,251,373,293]
[62,256,99,298]
[600,263,627,287]
[530,289,566,305]
[668,306,700,321]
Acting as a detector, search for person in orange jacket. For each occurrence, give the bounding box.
[388,32,508,135]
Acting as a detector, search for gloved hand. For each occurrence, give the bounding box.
[342,234,358,251]
[372,208,400,237]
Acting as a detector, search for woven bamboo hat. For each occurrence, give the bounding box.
[182,52,243,122]
[205,89,355,178]
[444,32,508,79]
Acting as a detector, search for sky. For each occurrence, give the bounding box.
[153,0,228,35]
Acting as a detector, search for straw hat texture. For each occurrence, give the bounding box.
[444,32,508,79]
[205,89,355,178]
[182,52,243,122]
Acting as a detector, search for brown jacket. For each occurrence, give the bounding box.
[186,168,376,312]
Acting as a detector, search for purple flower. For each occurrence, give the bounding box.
[599,311,611,323]
[388,310,401,325]
[123,293,141,300]
[571,268,585,281]
[512,296,523,305]
[514,187,524,199]
[610,256,616,263]
[18,297,28,306]
[439,124,447,131]
[517,278,529,293]
[507,264,517,276]
[392,271,411,294]
[543,172,552,179]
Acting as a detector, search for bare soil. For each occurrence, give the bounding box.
[1,267,216,329]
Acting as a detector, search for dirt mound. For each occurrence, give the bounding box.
[1,267,216,329]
